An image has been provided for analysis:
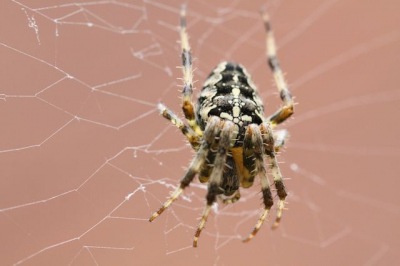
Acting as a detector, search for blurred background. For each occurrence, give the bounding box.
[1,0,400,265]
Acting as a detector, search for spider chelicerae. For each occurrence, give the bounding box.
[149,5,294,247]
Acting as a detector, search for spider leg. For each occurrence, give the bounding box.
[193,120,234,247]
[158,103,200,150]
[260,122,287,229]
[149,117,221,222]
[243,124,274,243]
[260,9,294,127]
[274,129,289,152]
[179,4,203,136]
[198,150,216,183]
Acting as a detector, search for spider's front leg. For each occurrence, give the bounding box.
[243,124,274,242]
[193,120,234,247]
[149,116,221,222]
[260,122,287,229]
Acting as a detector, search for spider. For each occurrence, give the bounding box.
[149,5,294,247]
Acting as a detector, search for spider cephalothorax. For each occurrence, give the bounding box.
[149,5,294,247]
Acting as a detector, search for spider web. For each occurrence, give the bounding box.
[1,0,400,265]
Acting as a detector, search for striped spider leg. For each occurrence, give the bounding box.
[260,8,293,229]
[149,117,221,222]
[261,8,294,127]
[158,103,200,150]
[243,122,287,241]
[193,120,234,247]
[179,4,203,137]
[242,124,273,242]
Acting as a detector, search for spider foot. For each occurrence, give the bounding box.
[193,204,211,247]
[272,199,285,229]
[149,187,184,222]
[243,207,270,243]
[272,180,287,229]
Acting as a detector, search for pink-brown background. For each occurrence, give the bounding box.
[1,0,400,265]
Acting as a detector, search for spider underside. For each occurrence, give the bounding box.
[149,5,294,247]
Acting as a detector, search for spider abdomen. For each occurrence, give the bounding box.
[196,61,265,146]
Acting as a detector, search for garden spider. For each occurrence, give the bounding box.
[149,5,294,247]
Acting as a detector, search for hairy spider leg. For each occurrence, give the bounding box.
[149,117,221,222]
[260,122,287,229]
[261,9,294,127]
[158,103,200,150]
[242,124,274,242]
[180,4,203,136]
[193,121,234,247]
